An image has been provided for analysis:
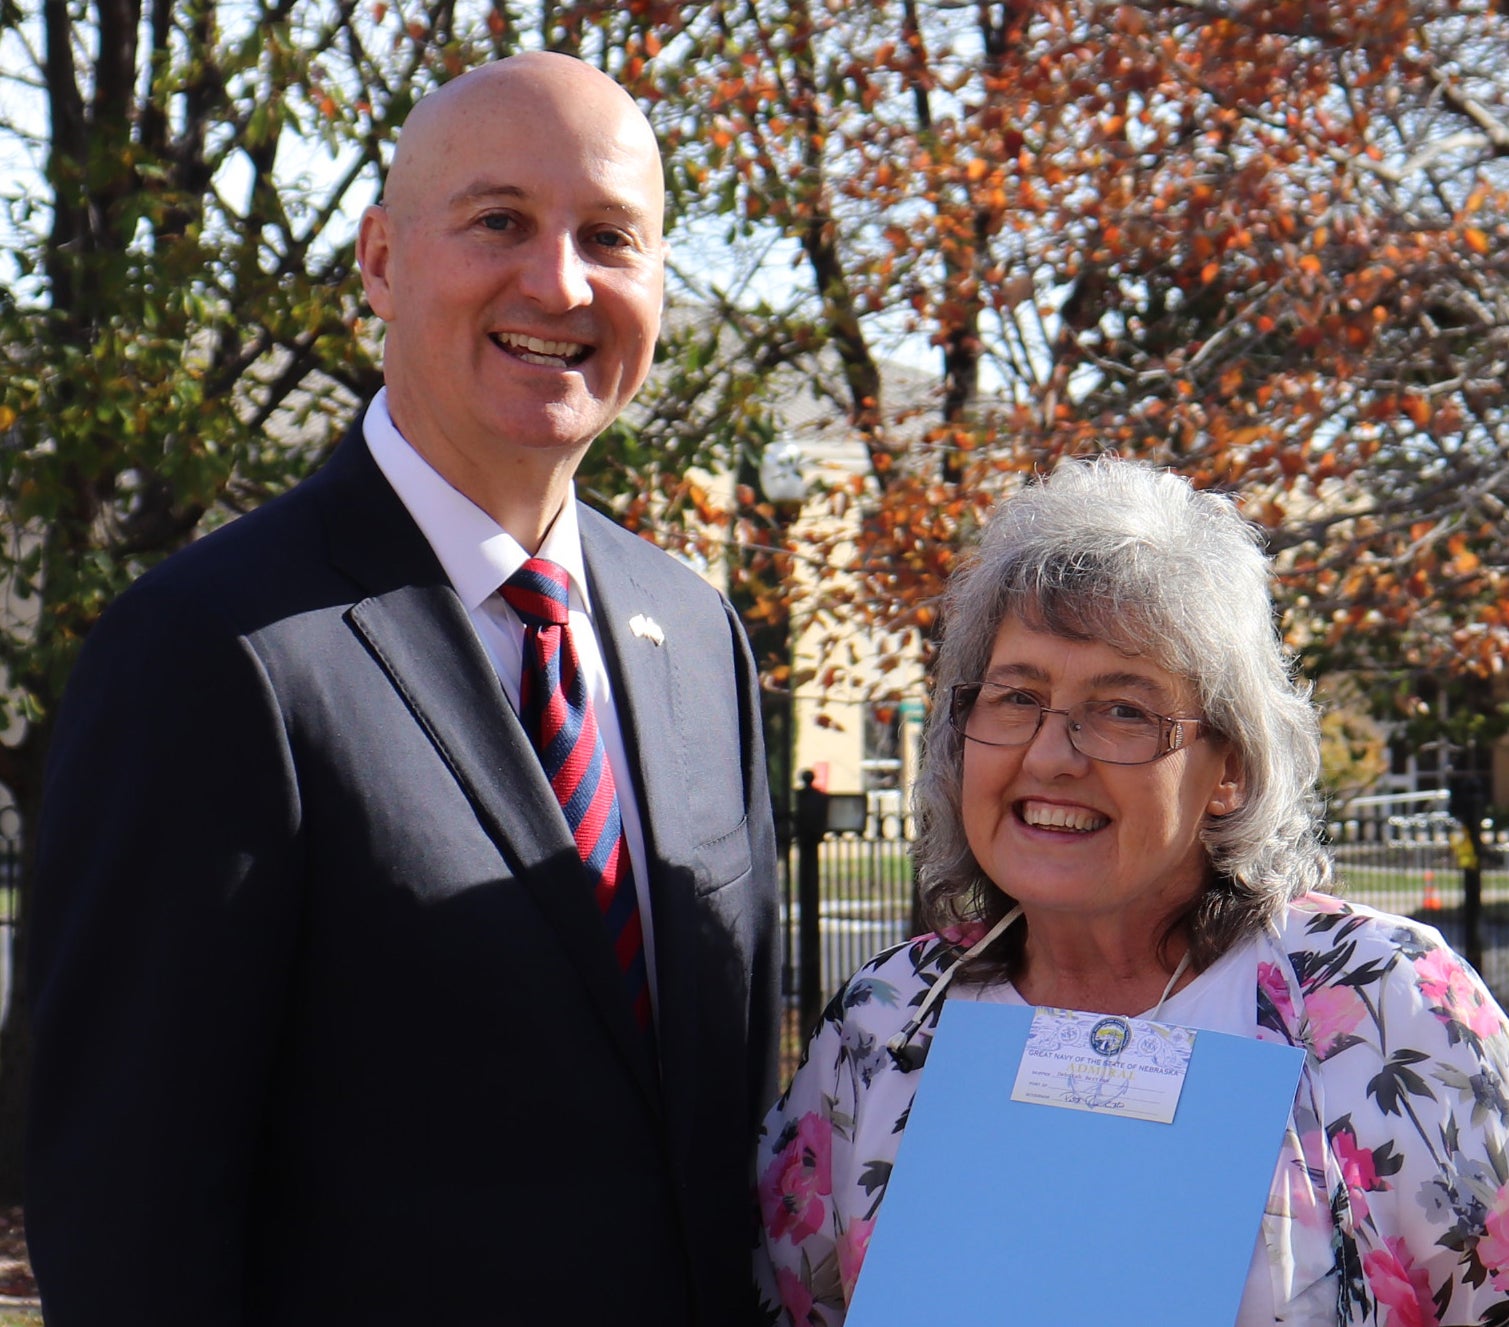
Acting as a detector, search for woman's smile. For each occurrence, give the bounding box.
[1016,799,1109,834]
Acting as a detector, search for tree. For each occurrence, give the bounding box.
[618,0,1509,711]
[0,0,370,1201]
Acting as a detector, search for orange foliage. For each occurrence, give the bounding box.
[628,0,1509,693]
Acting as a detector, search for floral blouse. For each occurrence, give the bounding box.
[755,894,1509,1326]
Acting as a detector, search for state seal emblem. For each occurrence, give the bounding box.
[1089,1017,1131,1058]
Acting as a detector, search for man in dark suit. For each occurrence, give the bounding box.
[26,52,780,1325]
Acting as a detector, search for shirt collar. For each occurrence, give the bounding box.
[363,387,592,614]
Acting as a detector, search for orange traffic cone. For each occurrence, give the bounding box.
[1421,870,1442,911]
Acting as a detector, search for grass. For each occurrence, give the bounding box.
[1336,864,1509,912]
[0,1309,41,1326]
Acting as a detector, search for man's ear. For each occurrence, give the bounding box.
[1207,750,1246,817]
[356,204,396,320]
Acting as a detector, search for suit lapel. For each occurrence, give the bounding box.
[314,434,661,1103]
[581,517,692,872]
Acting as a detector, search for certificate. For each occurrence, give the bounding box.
[845,1001,1305,1327]
[1010,1007,1195,1124]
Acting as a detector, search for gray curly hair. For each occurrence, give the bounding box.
[914,455,1332,973]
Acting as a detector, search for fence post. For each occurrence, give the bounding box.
[795,774,829,1034]
[1450,775,1485,976]
[1463,845,1484,977]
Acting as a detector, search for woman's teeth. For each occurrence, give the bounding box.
[1020,801,1108,833]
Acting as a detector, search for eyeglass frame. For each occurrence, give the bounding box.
[948,682,1206,766]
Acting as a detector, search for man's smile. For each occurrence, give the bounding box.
[490,330,591,367]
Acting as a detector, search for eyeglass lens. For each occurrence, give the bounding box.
[956,685,1175,765]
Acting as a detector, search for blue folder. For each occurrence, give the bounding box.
[846,1001,1306,1327]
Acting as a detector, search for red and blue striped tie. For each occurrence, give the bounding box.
[500,559,651,1032]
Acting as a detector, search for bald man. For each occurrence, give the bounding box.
[28,53,780,1326]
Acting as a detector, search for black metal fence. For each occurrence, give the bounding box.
[779,785,917,1073]
[1327,803,1509,997]
[779,809,916,1029]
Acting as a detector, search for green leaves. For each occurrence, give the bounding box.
[5,0,1507,770]
[1368,1047,1438,1117]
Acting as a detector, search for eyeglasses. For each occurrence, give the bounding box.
[949,683,1205,766]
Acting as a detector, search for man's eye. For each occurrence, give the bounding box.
[480,213,516,232]
[590,228,632,249]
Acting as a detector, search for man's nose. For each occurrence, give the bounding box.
[520,231,592,311]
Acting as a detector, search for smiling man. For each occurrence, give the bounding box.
[27,53,779,1326]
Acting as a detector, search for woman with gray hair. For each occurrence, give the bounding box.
[755,456,1509,1326]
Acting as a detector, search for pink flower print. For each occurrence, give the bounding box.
[1481,1182,1509,1291]
[1304,983,1367,1057]
[1414,950,1502,1039]
[1333,1127,1385,1223]
[775,1266,815,1324]
[1258,961,1297,1025]
[1298,891,1348,914]
[837,1217,877,1301]
[1363,1237,1439,1327]
[760,1113,834,1245]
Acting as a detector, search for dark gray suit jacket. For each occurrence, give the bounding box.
[26,422,781,1325]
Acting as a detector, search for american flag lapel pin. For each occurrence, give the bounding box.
[628,613,665,646]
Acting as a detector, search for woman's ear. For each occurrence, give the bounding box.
[1207,750,1246,817]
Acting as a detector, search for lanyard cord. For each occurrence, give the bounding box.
[1150,949,1192,1020]
[886,906,1022,1065]
[887,907,1193,1066]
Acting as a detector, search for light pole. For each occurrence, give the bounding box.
[758,437,808,1014]
[757,436,808,844]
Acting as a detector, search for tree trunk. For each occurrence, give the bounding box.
[0,758,42,1203]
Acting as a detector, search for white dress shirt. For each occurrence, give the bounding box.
[363,388,659,1016]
